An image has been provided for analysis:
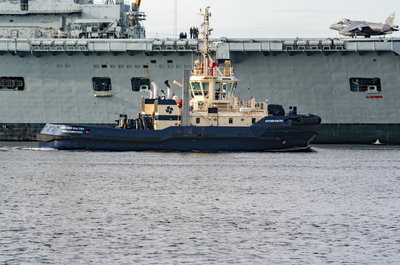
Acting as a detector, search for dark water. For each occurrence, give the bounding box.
[1,143,400,264]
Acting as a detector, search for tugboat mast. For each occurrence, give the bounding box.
[200,7,212,76]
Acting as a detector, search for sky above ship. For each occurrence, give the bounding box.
[96,0,399,38]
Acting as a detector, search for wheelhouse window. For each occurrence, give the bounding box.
[202,82,209,96]
[191,82,203,97]
[349,78,382,93]
[215,82,231,100]
[92,77,112,93]
[0,77,25,91]
[227,82,237,97]
[131,77,150,92]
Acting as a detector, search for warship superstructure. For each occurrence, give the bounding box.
[1,0,400,144]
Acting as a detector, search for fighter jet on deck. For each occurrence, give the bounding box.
[330,12,399,37]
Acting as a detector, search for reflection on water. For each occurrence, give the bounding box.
[1,143,400,264]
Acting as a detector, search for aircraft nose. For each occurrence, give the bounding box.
[330,24,339,30]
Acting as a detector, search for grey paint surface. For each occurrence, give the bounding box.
[0,0,399,142]
[0,40,398,125]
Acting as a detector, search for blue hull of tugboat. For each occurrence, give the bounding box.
[37,116,319,152]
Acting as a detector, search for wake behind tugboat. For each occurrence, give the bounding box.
[37,8,321,152]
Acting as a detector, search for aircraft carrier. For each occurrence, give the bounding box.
[1,0,400,144]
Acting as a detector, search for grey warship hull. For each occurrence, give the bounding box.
[1,1,399,144]
[1,37,400,144]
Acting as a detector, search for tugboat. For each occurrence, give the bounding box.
[37,8,321,152]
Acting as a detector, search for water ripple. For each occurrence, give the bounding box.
[0,144,400,264]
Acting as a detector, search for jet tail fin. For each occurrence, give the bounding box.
[385,12,396,25]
